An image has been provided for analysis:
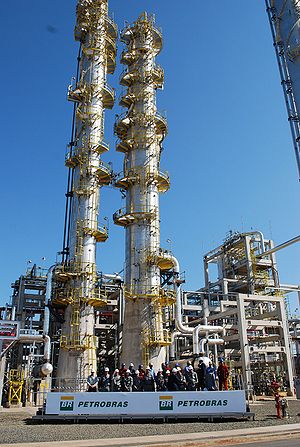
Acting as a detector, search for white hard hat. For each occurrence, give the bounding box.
[130,363,134,367]
[172,368,177,373]
[200,356,211,368]
[114,369,119,373]
[176,366,181,371]
[188,365,193,371]
[104,367,109,372]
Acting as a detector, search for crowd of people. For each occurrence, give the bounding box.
[87,358,230,392]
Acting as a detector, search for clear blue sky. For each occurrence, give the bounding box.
[0,1,299,314]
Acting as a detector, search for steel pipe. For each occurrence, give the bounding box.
[18,334,51,362]
[199,336,225,355]
[44,265,55,335]
[167,255,224,355]
[169,331,192,359]
[256,234,300,258]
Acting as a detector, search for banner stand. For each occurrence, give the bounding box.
[33,390,255,422]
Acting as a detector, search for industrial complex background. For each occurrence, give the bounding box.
[0,0,300,418]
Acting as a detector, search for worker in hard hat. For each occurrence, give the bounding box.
[156,369,167,391]
[87,369,98,392]
[99,367,111,392]
[142,367,156,391]
[186,365,198,391]
[132,369,141,392]
[197,358,207,391]
[205,361,217,391]
[112,369,122,392]
[184,360,193,379]
[169,367,184,391]
[162,362,171,378]
[275,391,281,419]
[148,362,155,379]
[165,369,171,390]
[128,362,135,374]
[122,370,133,392]
[176,367,187,391]
[217,358,229,391]
[119,362,127,377]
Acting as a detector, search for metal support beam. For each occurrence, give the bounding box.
[237,294,253,397]
[278,298,295,395]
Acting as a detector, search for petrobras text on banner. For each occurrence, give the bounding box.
[45,391,246,416]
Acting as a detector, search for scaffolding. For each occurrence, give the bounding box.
[176,231,295,396]
[8,369,24,406]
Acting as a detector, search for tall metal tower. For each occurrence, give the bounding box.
[266,0,300,178]
[55,0,117,380]
[114,13,174,368]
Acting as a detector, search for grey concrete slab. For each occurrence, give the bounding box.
[0,422,299,447]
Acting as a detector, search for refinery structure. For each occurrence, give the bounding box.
[1,0,300,408]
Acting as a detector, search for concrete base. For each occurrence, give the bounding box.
[33,411,254,422]
[121,299,166,370]
[56,305,96,381]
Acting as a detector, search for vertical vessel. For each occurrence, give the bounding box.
[266,0,300,177]
[114,13,174,368]
[56,0,117,380]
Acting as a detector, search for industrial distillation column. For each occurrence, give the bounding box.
[114,13,172,369]
[56,0,117,380]
[266,0,300,176]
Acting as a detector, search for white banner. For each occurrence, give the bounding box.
[45,391,246,416]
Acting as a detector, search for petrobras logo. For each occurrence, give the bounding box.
[159,395,173,411]
[60,396,74,411]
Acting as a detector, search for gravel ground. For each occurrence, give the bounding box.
[0,401,299,445]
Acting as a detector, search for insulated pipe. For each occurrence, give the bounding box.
[11,306,16,321]
[168,255,223,354]
[171,256,195,335]
[170,332,180,359]
[0,335,52,370]
[17,334,53,375]
[18,334,51,361]
[193,326,224,355]
[44,265,55,335]
[169,331,192,359]
[43,335,51,362]
[99,273,123,285]
[199,337,225,354]
[101,274,122,281]
[193,317,208,355]
[19,335,44,343]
